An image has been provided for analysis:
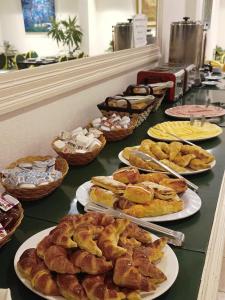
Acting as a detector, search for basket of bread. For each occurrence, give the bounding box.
[52,127,106,166]
[0,193,24,247]
[16,211,171,299]
[91,113,137,142]
[123,82,173,112]
[0,156,68,201]
[97,94,156,127]
[121,139,215,174]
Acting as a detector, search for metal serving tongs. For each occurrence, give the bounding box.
[85,202,185,247]
[133,150,199,192]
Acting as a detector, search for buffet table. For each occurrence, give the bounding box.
[1,86,225,300]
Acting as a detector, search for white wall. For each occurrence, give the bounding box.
[0,0,79,57]
[95,0,136,55]
[159,0,186,63]
[217,0,225,49]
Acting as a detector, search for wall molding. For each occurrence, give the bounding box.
[0,45,160,116]
[198,172,225,300]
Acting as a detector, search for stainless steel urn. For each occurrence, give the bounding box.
[169,17,205,67]
[113,20,134,51]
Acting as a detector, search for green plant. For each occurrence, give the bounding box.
[48,16,83,56]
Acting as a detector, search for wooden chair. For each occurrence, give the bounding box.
[25,51,38,59]
[0,53,7,69]
[14,54,26,69]
[59,56,68,62]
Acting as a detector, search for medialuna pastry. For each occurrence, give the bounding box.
[112,166,140,184]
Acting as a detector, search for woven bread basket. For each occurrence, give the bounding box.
[98,117,138,142]
[0,156,69,201]
[0,202,24,248]
[52,135,106,166]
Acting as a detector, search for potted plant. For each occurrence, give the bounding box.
[48,16,83,58]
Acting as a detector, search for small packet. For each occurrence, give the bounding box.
[0,194,19,212]
[0,223,7,240]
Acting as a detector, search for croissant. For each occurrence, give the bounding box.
[17,248,41,280]
[151,144,168,160]
[36,235,53,259]
[169,142,182,161]
[138,172,169,184]
[121,223,152,244]
[129,153,164,171]
[30,262,60,296]
[181,145,215,162]
[133,237,167,264]
[122,146,138,160]
[71,250,113,275]
[76,212,114,227]
[157,142,170,154]
[189,158,211,170]
[159,178,187,193]
[160,159,186,173]
[57,274,88,300]
[98,219,129,260]
[113,254,155,292]
[44,245,78,274]
[82,275,126,300]
[50,220,77,249]
[123,198,184,217]
[73,224,103,257]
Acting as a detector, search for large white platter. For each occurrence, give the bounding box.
[147,121,223,142]
[14,228,179,300]
[118,150,216,176]
[76,181,201,222]
[165,105,225,119]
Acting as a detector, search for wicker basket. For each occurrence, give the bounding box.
[97,96,156,127]
[99,117,138,142]
[0,156,69,201]
[0,202,24,248]
[151,90,167,112]
[52,135,106,166]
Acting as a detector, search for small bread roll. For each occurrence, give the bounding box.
[91,176,126,194]
[89,186,119,207]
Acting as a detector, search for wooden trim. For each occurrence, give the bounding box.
[0,45,160,116]
[198,172,225,300]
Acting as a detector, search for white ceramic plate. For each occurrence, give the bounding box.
[76,181,201,222]
[118,151,216,175]
[14,227,179,300]
[165,105,225,119]
[202,81,218,86]
[205,76,222,81]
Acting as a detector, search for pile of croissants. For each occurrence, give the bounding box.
[17,212,167,300]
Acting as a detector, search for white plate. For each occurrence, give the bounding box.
[118,151,216,175]
[76,181,201,222]
[205,76,222,81]
[202,81,218,86]
[165,105,225,119]
[14,227,179,300]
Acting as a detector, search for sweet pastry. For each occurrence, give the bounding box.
[138,172,169,184]
[189,158,211,170]
[36,235,53,259]
[17,248,41,280]
[160,159,186,173]
[73,224,103,257]
[98,219,129,260]
[112,167,140,184]
[89,186,119,207]
[124,185,154,204]
[91,176,126,194]
[151,144,168,160]
[181,145,215,163]
[122,146,138,160]
[50,220,77,248]
[137,182,177,200]
[44,245,77,274]
[71,250,113,275]
[121,223,152,244]
[57,274,88,300]
[173,154,196,167]
[129,152,165,171]
[113,254,156,292]
[169,142,183,161]
[159,178,187,193]
[30,262,60,296]
[82,275,126,300]
[123,198,184,217]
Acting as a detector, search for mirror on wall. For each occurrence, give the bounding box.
[0,0,158,72]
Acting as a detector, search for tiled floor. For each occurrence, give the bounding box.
[218,248,225,299]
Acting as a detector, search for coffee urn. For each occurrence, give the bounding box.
[113,19,134,51]
[169,17,206,67]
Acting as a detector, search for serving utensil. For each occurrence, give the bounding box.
[85,201,185,247]
[133,150,199,192]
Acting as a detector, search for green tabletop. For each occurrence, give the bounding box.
[1,86,225,299]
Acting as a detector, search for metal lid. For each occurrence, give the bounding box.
[171,17,202,26]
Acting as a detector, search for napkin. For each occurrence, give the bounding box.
[0,289,12,300]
